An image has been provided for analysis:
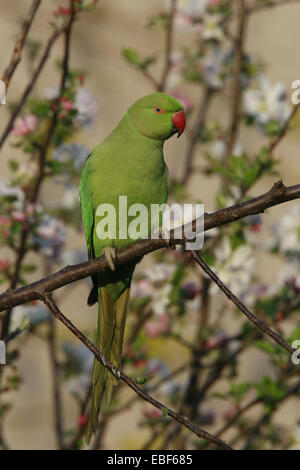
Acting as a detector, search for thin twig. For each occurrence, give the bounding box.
[225,0,247,165]
[2,0,42,90]
[0,3,76,339]
[182,87,214,184]
[268,103,300,157]
[42,294,233,450]
[0,28,62,150]
[31,0,76,202]
[190,251,294,354]
[159,0,177,92]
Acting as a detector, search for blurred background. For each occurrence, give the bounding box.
[0,0,299,450]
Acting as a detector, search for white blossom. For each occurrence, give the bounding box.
[33,214,66,260]
[243,75,292,129]
[152,283,172,316]
[143,263,176,283]
[201,13,224,41]
[211,237,255,296]
[267,205,300,257]
[9,304,50,333]
[74,88,100,128]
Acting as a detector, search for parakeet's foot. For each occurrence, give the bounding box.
[102,247,117,271]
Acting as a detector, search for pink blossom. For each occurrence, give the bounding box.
[26,203,36,217]
[223,404,238,421]
[133,359,148,369]
[142,405,161,420]
[0,216,12,238]
[11,211,26,223]
[205,331,229,350]
[171,92,193,113]
[250,223,261,232]
[144,313,169,338]
[78,414,89,429]
[53,6,71,17]
[61,97,74,110]
[12,115,39,137]
[0,259,10,272]
[131,279,153,298]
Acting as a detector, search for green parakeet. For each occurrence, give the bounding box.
[79,92,185,442]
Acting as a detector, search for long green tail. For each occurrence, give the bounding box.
[86,286,130,443]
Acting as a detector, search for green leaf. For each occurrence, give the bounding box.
[252,341,277,355]
[289,325,300,344]
[255,376,285,410]
[122,48,141,66]
[21,264,37,273]
[229,382,251,401]
[135,376,148,385]
[9,160,19,172]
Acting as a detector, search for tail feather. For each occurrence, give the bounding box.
[86,286,130,443]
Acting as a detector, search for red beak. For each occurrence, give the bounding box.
[172,110,185,137]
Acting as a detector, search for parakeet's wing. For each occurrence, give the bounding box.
[79,154,98,305]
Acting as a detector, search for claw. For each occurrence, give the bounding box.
[102,246,117,271]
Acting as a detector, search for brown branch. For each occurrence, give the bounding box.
[216,398,261,439]
[268,103,300,157]
[48,314,64,449]
[0,3,76,339]
[0,28,62,151]
[42,294,233,450]
[190,251,294,354]
[0,181,299,313]
[225,0,247,165]
[181,87,214,184]
[31,1,76,202]
[2,0,42,90]
[159,0,177,92]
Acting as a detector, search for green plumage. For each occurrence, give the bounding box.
[79,93,184,443]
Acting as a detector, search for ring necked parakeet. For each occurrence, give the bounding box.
[79,92,185,442]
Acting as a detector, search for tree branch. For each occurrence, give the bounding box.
[190,251,294,353]
[0,181,299,313]
[2,0,42,90]
[42,294,233,450]
[181,87,214,184]
[0,28,63,150]
[225,0,247,165]
[159,0,177,92]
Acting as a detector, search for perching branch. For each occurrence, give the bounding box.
[2,0,42,90]
[0,181,299,313]
[42,294,233,450]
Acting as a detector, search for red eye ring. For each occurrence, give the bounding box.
[154,106,164,114]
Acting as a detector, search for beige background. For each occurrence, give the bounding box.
[0,0,299,449]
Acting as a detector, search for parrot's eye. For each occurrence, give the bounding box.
[154,106,164,114]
